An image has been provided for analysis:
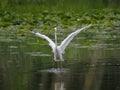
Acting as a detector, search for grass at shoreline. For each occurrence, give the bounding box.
[0,9,120,27]
[0,0,120,14]
[0,1,120,37]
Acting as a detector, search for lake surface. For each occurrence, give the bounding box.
[0,23,120,90]
[0,0,120,90]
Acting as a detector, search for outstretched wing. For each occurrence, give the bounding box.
[31,31,56,52]
[59,24,92,53]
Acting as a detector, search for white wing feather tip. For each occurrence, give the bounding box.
[31,31,56,53]
[59,24,92,53]
[31,24,92,55]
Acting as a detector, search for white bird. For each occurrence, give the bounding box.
[31,24,92,62]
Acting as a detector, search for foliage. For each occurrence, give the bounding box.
[0,9,120,31]
[0,8,120,49]
[0,0,9,11]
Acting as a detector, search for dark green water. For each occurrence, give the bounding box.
[0,1,120,90]
[0,24,120,90]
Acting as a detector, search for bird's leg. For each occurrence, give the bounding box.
[55,61,63,70]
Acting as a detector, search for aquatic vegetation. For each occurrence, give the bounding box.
[0,9,120,48]
[0,9,120,28]
[0,1,120,90]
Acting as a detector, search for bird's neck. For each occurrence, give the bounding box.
[55,28,57,46]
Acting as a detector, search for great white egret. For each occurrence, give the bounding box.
[31,24,92,62]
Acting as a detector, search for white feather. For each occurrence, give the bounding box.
[31,24,92,61]
[58,24,92,53]
[31,32,56,52]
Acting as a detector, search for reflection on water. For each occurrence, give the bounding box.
[0,24,120,90]
[35,61,120,90]
[52,73,65,90]
[39,69,66,90]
